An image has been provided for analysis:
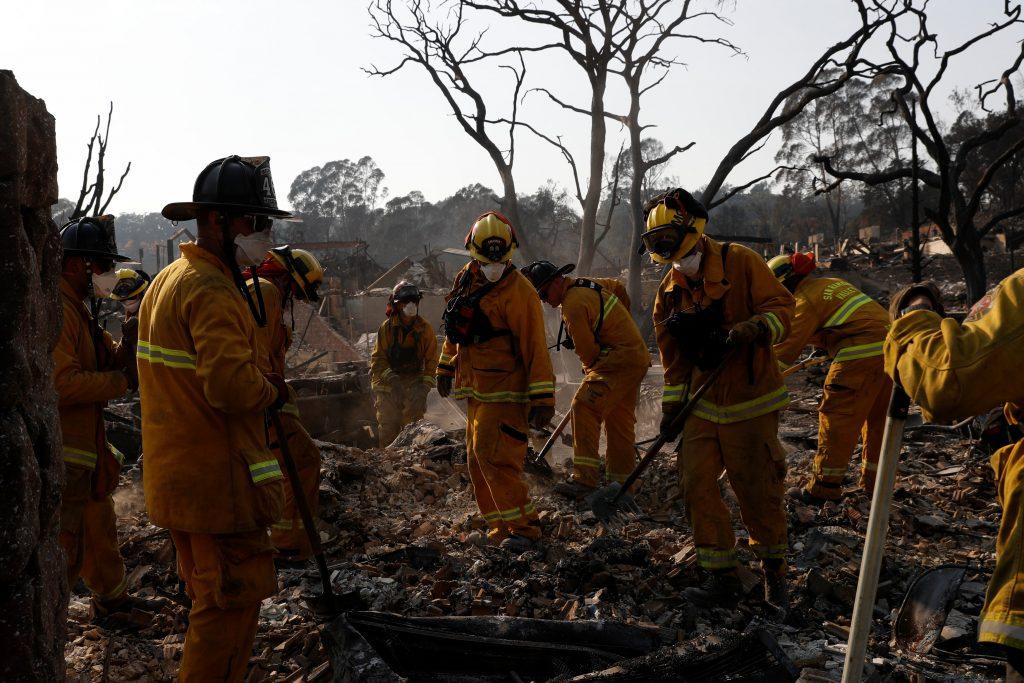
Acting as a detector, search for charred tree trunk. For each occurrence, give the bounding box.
[953,227,988,305]
[577,74,608,274]
[495,165,528,261]
[625,87,645,319]
[0,70,67,682]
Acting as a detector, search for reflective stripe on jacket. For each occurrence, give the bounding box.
[138,243,283,534]
[437,263,555,405]
[653,237,794,422]
[371,315,438,390]
[561,276,649,375]
[773,276,890,367]
[54,277,129,472]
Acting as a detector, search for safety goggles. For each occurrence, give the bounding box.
[640,224,690,259]
[89,258,115,274]
[239,214,274,233]
[474,236,511,263]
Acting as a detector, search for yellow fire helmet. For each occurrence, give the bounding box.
[767,255,794,282]
[108,268,151,301]
[465,211,519,264]
[270,246,324,301]
[768,252,815,283]
[639,188,709,264]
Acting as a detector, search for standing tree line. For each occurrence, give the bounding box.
[57,2,1024,307]
[366,0,1024,307]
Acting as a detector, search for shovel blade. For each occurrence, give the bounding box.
[588,482,641,522]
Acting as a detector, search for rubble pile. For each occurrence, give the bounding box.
[64,368,1003,680]
[64,255,1021,681]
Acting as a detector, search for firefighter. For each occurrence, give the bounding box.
[646,188,795,611]
[884,277,1024,681]
[55,216,148,621]
[246,246,325,563]
[768,252,892,504]
[109,268,151,317]
[371,280,438,447]
[436,212,556,553]
[138,156,292,682]
[520,260,649,498]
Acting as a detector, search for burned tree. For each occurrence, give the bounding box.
[68,102,131,221]
[367,0,551,255]
[814,1,1024,304]
[699,1,893,214]
[463,0,624,273]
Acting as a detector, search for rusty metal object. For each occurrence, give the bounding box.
[892,564,969,655]
[324,612,797,682]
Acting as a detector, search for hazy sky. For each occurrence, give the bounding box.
[4,0,1021,215]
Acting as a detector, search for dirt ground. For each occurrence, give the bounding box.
[64,253,1016,682]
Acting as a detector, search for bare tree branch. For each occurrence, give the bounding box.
[708,165,804,209]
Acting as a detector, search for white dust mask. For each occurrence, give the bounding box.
[672,251,703,278]
[480,262,506,282]
[234,232,274,266]
[123,299,141,314]
[91,270,118,297]
[402,303,418,317]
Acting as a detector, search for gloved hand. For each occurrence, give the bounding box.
[659,403,685,442]
[264,372,289,410]
[728,319,765,346]
[528,405,556,430]
[123,365,138,393]
[889,281,945,319]
[437,375,453,398]
[120,315,139,346]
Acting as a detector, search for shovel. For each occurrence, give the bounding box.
[269,410,337,615]
[525,410,572,477]
[782,353,829,378]
[589,349,735,522]
[841,385,910,683]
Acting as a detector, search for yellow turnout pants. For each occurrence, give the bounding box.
[806,355,891,499]
[375,374,430,447]
[171,529,278,682]
[466,400,540,541]
[570,367,647,487]
[679,411,788,573]
[269,409,322,560]
[979,439,1024,650]
[59,465,128,602]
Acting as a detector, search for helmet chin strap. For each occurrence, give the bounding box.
[222,220,267,328]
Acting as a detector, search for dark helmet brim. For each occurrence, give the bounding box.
[524,262,576,292]
[161,201,296,222]
[63,247,132,262]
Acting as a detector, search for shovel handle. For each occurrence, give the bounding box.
[842,386,910,683]
[610,347,736,506]
[533,410,573,463]
[269,410,336,613]
[782,354,829,378]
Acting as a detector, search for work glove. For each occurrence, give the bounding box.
[264,372,289,411]
[123,366,138,393]
[889,281,945,319]
[528,405,556,431]
[728,319,766,346]
[120,316,139,346]
[659,402,686,442]
[437,375,453,398]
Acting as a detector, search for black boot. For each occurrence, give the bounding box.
[682,570,742,606]
[1006,645,1024,683]
[762,559,788,616]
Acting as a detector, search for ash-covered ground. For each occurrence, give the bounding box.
[65,254,1014,681]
